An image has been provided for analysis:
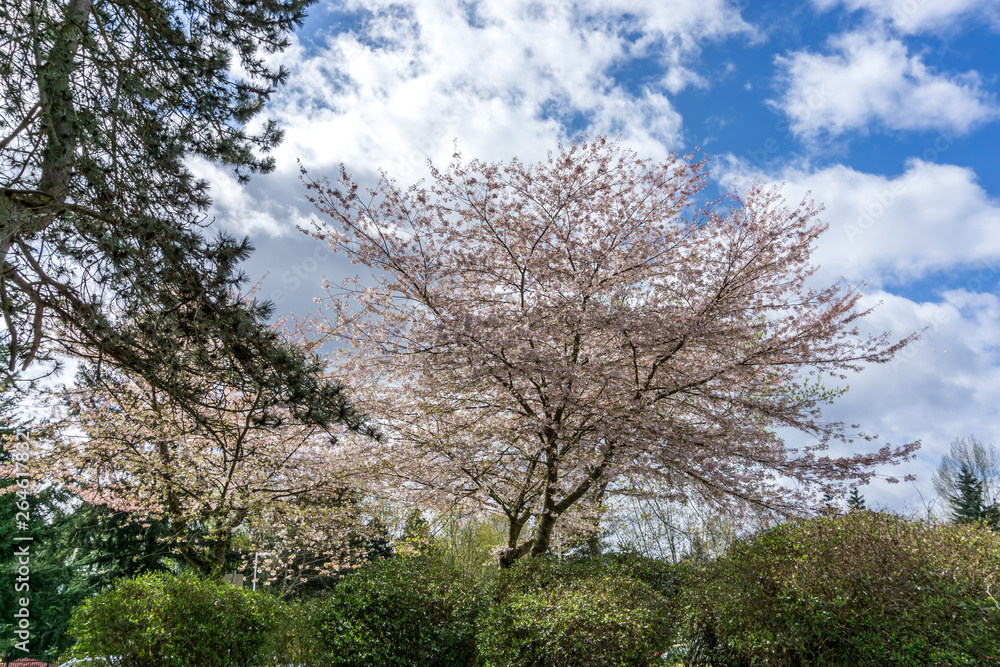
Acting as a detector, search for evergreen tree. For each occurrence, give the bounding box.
[60,503,178,587]
[847,487,866,512]
[949,463,989,525]
[0,0,360,429]
[934,436,999,530]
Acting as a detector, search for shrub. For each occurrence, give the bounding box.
[64,571,289,667]
[311,556,481,666]
[601,551,689,601]
[477,556,682,667]
[682,511,1000,666]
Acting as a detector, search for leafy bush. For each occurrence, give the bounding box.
[65,571,291,666]
[682,511,1000,666]
[601,551,689,601]
[477,556,682,667]
[311,556,482,666]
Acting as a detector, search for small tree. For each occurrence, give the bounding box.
[303,137,918,567]
[847,487,866,512]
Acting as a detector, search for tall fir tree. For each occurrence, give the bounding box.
[934,437,999,530]
[0,0,361,428]
[948,463,989,525]
[847,487,866,512]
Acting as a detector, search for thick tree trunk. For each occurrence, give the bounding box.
[529,509,558,558]
[498,515,534,568]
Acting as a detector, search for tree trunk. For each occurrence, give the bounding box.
[584,480,609,558]
[529,509,557,558]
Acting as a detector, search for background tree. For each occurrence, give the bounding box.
[302,137,918,567]
[50,363,378,579]
[241,490,393,598]
[933,436,999,529]
[847,487,866,512]
[0,0,352,427]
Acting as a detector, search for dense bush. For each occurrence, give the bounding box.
[682,511,1000,666]
[601,551,689,602]
[477,556,683,667]
[65,572,291,666]
[311,556,482,666]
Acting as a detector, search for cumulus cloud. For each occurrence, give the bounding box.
[812,0,1000,34]
[819,288,1000,510]
[772,30,997,139]
[201,0,753,239]
[722,156,1000,287]
[273,0,752,168]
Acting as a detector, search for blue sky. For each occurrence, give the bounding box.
[201,0,1000,512]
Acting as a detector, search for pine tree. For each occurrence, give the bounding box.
[934,437,999,530]
[0,0,360,428]
[949,463,988,524]
[847,487,866,512]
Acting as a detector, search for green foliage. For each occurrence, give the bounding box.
[429,512,507,582]
[477,556,683,667]
[61,503,178,587]
[65,572,293,666]
[682,511,1000,666]
[0,481,94,658]
[311,556,482,666]
[393,508,442,559]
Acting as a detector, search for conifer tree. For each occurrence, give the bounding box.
[847,487,866,512]
[948,464,987,524]
[0,0,357,426]
[934,436,999,530]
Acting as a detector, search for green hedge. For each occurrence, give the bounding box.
[682,511,1000,666]
[64,572,293,667]
[311,556,482,666]
[477,556,683,667]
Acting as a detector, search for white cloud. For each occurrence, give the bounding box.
[196,0,753,238]
[722,157,1000,287]
[772,30,997,139]
[819,288,1000,511]
[186,158,317,238]
[274,0,750,168]
[812,0,1000,34]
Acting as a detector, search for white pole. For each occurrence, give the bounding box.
[253,551,271,591]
